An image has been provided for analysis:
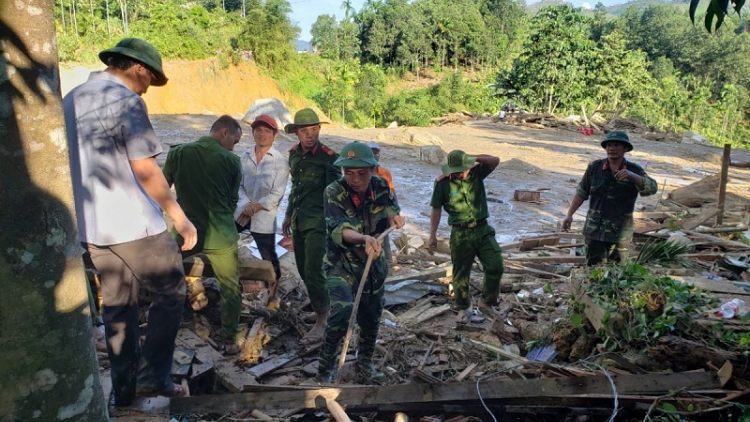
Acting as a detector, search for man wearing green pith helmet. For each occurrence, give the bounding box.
[283,108,340,345]
[316,141,404,383]
[428,151,504,325]
[562,130,658,266]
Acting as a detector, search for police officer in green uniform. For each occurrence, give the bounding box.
[316,142,404,383]
[562,130,658,266]
[428,151,504,325]
[282,108,340,345]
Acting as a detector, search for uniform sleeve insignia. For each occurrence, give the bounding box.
[321,144,336,156]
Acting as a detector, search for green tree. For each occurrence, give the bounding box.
[237,0,299,67]
[311,14,340,59]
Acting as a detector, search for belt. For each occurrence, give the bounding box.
[452,219,487,229]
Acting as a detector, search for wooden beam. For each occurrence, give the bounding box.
[506,255,585,264]
[717,144,731,225]
[385,266,453,285]
[248,351,297,379]
[170,372,720,414]
[571,277,606,332]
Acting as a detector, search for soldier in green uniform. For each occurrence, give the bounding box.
[428,151,504,325]
[282,108,340,345]
[562,130,658,266]
[316,142,404,383]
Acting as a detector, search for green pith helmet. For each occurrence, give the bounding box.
[600,130,633,152]
[441,150,476,176]
[99,38,168,86]
[334,142,379,168]
[284,108,329,134]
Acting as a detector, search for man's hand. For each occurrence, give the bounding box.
[389,215,405,229]
[242,202,257,218]
[174,216,198,251]
[236,214,250,228]
[561,216,573,232]
[427,234,438,255]
[363,235,382,257]
[614,168,635,181]
[282,216,291,237]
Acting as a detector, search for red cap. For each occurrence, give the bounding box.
[251,114,278,131]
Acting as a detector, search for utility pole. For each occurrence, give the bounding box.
[0,1,108,420]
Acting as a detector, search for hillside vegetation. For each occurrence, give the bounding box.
[56,0,750,147]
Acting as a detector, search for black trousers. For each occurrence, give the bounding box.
[236,222,281,281]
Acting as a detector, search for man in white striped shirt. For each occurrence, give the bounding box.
[235,115,290,283]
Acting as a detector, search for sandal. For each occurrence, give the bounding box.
[137,383,187,399]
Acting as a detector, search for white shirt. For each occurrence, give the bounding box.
[235,146,290,234]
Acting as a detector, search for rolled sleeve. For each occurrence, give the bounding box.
[576,184,589,200]
[638,174,658,197]
[331,222,360,249]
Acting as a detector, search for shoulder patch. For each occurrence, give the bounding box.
[320,144,336,156]
[289,144,298,152]
[435,174,447,182]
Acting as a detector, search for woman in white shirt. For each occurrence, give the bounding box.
[235,115,290,281]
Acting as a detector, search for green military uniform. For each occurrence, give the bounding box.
[317,174,400,380]
[286,141,340,314]
[430,161,503,310]
[163,136,242,340]
[577,157,657,265]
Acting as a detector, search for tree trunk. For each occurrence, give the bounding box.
[89,0,96,32]
[60,0,66,31]
[72,0,79,36]
[106,0,111,41]
[0,2,108,420]
[120,0,128,35]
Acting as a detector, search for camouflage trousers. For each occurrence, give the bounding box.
[584,238,630,266]
[317,262,386,376]
[449,224,503,310]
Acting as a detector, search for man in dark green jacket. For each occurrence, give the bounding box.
[282,108,340,345]
[163,115,243,354]
[562,130,658,265]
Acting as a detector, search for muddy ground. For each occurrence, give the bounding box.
[151,113,750,244]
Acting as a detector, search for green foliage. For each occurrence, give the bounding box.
[236,0,300,67]
[585,263,717,351]
[634,240,694,268]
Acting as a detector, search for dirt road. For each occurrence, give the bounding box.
[152,114,750,244]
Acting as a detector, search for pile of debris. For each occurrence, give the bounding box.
[101,195,750,421]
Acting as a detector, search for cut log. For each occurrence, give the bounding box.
[668,174,721,207]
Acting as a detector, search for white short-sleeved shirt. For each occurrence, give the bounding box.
[64,71,166,245]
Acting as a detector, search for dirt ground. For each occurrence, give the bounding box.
[151,113,750,245]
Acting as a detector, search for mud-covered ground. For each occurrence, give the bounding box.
[151,114,750,245]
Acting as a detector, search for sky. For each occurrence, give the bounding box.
[289,0,624,41]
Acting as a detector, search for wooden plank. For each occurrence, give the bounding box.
[717,144,731,225]
[571,278,606,332]
[170,372,721,414]
[453,363,478,382]
[672,275,750,296]
[506,255,585,264]
[414,303,451,324]
[684,230,750,250]
[385,266,453,285]
[174,329,257,392]
[175,329,214,380]
[680,207,720,230]
[248,351,298,378]
[396,298,433,323]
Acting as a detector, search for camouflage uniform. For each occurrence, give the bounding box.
[286,142,340,314]
[430,164,503,310]
[317,176,400,380]
[577,158,658,265]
